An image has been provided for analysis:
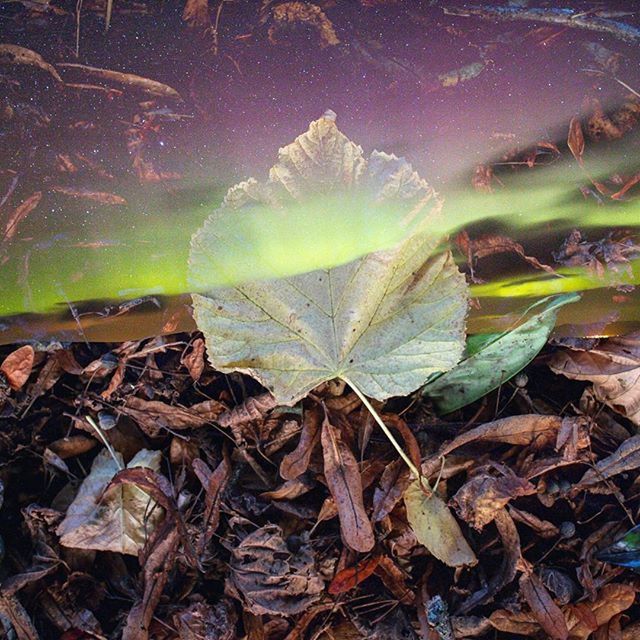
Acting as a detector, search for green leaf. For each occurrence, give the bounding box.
[190,114,468,405]
[422,293,580,414]
[404,479,477,567]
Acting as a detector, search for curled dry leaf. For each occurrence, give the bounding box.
[568,117,585,166]
[452,468,536,531]
[50,186,127,205]
[0,44,62,83]
[1,345,34,390]
[267,2,340,48]
[57,63,182,100]
[564,583,636,640]
[217,393,277,428]
[121,396,225,436]
[192,454,231,554]
[321,408,375,553]
[280,402,322,480]
[181,337,206,382]
[3,192,42,243]
[574,434,640,490]
[372,457,410,522]
[228,525,323,616]
[57,449,163,555]
[519,571,569,640]
[549,332,640,425]
[404,479,477,568]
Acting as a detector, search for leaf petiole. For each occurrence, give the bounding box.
[342,377,427,487]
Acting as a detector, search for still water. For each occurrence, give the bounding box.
[1,2,639,343]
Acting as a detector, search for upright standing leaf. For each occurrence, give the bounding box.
[190,114,468,405]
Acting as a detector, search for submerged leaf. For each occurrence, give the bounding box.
[404,479,477,568]
[191,114,467,404]
[57,449,163,555]
[423,293,579,414]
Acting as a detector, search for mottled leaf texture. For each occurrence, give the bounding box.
[228,525,323,616]
[404,479,477,567]
[190,113,467,405]
[57,449,163,555]
[0,345,34,390]
[321,409,375,552]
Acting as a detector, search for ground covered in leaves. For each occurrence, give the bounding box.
[1,333,640,639]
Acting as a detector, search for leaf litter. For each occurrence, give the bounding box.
[1,37,640,638]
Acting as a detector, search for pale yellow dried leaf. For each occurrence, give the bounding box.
[404,478,477,568]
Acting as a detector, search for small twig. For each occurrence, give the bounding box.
[84,415,122,469]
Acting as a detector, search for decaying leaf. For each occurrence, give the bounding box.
[280,402,322,480]
[574,434,640,490]
[58,63,182,100]
[328,555,381,594]
[1,345,34,391]
[404,479,477,568]
[228,524,323,616]
[57,449,163,555]
[321,408,375,552]
[519,571,569,640]
[452,468,536,531]
[191,113,467,405]
[423,293,578,414]
[266,2,340,48]
[3,192,42,243]
[549,331,640,425]
[0,44,63,83]
[564,583,636,639]
[182,0,211,28]
[568,117,585,166]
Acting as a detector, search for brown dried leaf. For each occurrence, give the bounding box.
[520,571,569,640]
[122,520,180,640]
[193,454,231,554]
[458,509,520,614]
[182,0,211,28]
[374,555,414,605]
[452,469,536,530]
[568,117,585,166]
[372,457,410,522]
[0,593,39,640]
[549,332,640,425]
[181,338,206,382]
[565,583,636,640]
[121,396,224,436]
[460,233,555,274]
[217,393,277,428]
[267,2,340,48]
[228,524,323,616]
[489,609,539,636]
[50,186,127,205]
[174,601,237,640]
[423,415,562,474]
[575,434,640,490]
[280,403,322,480]
[0,44,62,83]
[321,407,375,552]
[1,345,34,390]
[2,192,42,243]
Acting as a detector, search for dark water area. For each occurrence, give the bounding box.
[1,1,640,344]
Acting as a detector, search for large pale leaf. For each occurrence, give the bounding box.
[422,293,579,414]
[404,479,477,568]
[190,114,468,404]
[57,449,163,555]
